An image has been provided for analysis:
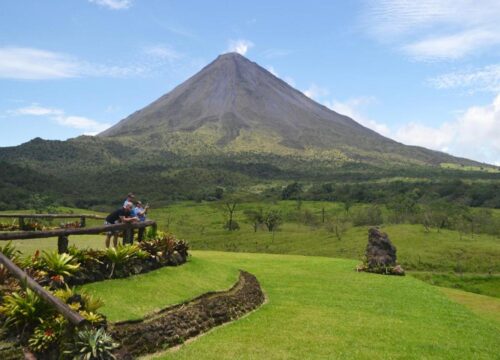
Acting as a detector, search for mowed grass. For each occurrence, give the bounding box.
[82,251,500,359]
[439,287,500,324]
[81,256,238,321]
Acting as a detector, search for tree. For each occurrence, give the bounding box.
[264,209,282,232]
[222,200,239,231]
[281,182,303,200]
[244,208,264,232]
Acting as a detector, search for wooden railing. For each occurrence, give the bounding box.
[0,252,87,326]
[0,220,157,253]
[0,213,106,229]
[0,220,157,327]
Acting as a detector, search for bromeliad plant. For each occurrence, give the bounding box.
[40,251,80,286]
[0,288,53,335]
[104,244,144,278]
[69,327,119,360]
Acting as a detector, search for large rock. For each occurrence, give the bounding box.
[366,227,397,268]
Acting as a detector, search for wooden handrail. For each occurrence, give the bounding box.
[0,214,105,219]
[0,220,156,241]
[0,252,87,327]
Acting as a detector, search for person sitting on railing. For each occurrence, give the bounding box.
[104,202,138,248]
[133,201,149,242]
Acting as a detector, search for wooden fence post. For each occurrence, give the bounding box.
[19,216,25,230]
[58,235,69,254]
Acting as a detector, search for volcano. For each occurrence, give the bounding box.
[98,52,476,166]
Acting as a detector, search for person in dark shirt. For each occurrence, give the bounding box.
[104,202,138,248]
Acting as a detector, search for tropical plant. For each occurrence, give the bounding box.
[0,288,53,331]
[70,327,118,360]
[104,244,140,278]
[41,251,80,283]
[0,241,20,262]
[78,311,105,325]
[28,315,66,353]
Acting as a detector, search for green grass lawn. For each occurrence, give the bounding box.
[81,255,238,321]
[439,287,500,324]
[83,251,499,359]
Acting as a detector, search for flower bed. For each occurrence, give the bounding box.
[0,232,189,359]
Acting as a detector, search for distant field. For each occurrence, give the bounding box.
[147,201,500,274]
[2,201,499,296]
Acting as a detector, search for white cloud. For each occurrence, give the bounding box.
[393,94,500,164]
[303,84,330,100]
[0,48,79,79]
[428,64,500,93]
[403,29,500,61]
[88,0,132,10]
[10,105,111,133]
[326,97,391,137]
[0,47,148,80]
[227,39,254,55]
[363,0,500,61]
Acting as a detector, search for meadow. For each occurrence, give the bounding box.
[4,200,499,297]
[1,201,499,358]
[81,251,500,360]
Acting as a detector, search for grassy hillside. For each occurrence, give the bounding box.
[82,251,499,359]
[148,201,500,274]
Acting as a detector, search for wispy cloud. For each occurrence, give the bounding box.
[362,0,500,61]
[428,64,500,93]
[303,84,330,100]
[402,29,500,61]
[143,45,184,61]
[88,0,132,10]
[301,81,500,164]
[10,105,111,134]
[0,48,79,79]
[325,97,391,137]
[0,47,147,80]
[227,39,254,55]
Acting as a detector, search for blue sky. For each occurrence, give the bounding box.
[1,0,499,165]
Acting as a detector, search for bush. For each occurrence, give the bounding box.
[69,328,118,360]
[352,206,383,226]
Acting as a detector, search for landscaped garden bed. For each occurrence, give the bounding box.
[0,231,190,359]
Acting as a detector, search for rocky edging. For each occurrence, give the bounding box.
[111,270,265,359]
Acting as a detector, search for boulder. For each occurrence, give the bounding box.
[366,227,397,267]
[360,227,405,275]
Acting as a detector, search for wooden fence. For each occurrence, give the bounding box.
[0,220,157,327]
[0,213,106,229]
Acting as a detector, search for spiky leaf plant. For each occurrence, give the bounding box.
[70,327,118,360]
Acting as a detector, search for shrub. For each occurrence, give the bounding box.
[104,244,141,278]
[0,288,53,332]
[28,315,66,354]
[40,251,80,284]
[352,206,383,226]
[69,328,119,360]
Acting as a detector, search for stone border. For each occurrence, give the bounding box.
[111,270,265,359]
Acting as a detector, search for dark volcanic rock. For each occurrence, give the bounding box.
[111,270,265,359]
[366,227,397,268]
